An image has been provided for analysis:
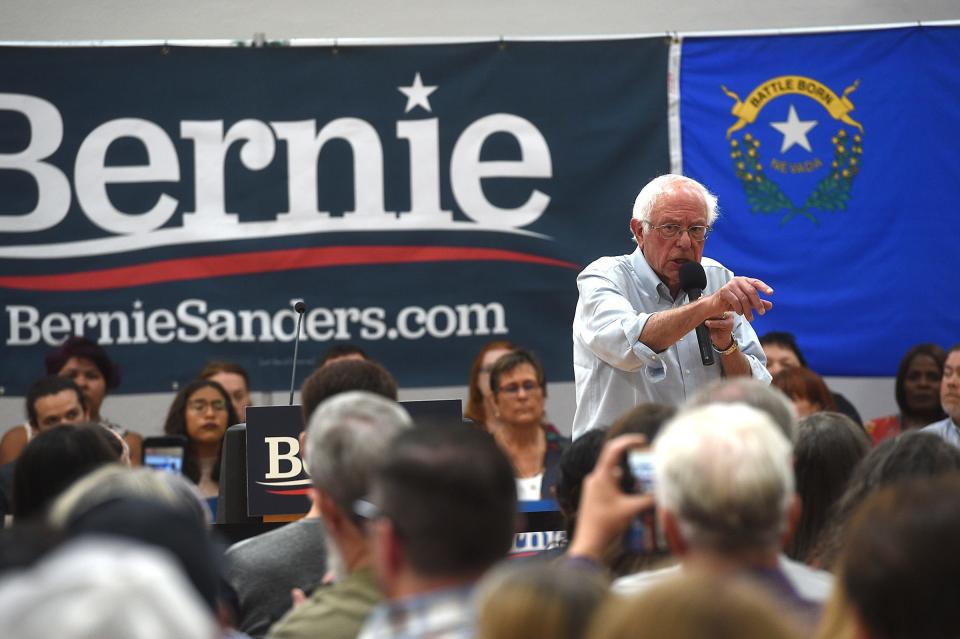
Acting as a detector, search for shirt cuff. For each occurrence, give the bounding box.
[623,314,667,383]
[747,355,772,384]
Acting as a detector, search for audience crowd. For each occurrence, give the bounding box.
[1,331,959,639]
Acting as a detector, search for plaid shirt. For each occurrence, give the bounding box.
[357,584,476,639]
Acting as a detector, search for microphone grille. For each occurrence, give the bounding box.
[678,261,706,292]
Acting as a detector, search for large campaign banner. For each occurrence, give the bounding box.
[0,40,669,394]
[679,26,960,376]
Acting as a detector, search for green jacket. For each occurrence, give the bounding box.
[267,566,382,639]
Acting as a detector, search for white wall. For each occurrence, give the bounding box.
[2,0,957,42]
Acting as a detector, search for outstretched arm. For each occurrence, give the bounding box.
[639,276,773,353]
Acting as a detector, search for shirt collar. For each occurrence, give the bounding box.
[629,247,677,303]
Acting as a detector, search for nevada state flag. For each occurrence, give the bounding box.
[679,26,960,376]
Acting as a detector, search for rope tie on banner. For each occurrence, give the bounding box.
[499,35,506,50]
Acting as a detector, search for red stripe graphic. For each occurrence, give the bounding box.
[0,246,580,292]
[266,488,313,496]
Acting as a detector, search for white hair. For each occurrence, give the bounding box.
[631,174,720,228]
[306,391,413,513]
[0,538,216,639]
[654,403,794,552]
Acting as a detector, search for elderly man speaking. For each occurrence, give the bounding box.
[572,174,773,437]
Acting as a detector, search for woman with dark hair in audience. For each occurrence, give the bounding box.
[163,379,239,500]
[760,331,862,424]
[864,343,946,445]
[785,412,870,565]
[810,429,960,570]
[11,423,119,522]
[464,340,515,430]
[760,331,810,376]
[199,360,252,423]
[555,429,608,545]
[488,349,569,501]
[772,367,838,418]
[0,336,143,465]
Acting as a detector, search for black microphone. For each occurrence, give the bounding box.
[679,262,715,366]
[289,300,306,405]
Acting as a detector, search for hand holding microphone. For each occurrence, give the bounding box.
[679,262,774,366]
[679,262,716,366]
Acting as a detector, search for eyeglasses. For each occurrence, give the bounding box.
[497,381,543,395]
[187,399,227,413]
[646,223,712,242]
[353,498,405,538]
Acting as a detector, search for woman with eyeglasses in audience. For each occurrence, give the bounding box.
[464,340,515,431]
[488,349,569,501]
[162,379,239,500]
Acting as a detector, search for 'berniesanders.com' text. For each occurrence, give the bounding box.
[5,299,509,347]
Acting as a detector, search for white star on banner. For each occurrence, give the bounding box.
[770,104,818,153]
[398,72,438,113]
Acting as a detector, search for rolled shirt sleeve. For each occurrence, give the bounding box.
[573,259,667,379]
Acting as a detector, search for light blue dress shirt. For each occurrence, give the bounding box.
[920,417,960,447]
[572,248,770,438]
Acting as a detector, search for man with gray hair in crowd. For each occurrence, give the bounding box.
[611,403,831,629]
[226,358,400,637]
[266,391,413,639]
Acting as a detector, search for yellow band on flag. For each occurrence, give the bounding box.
[723,76,863,137]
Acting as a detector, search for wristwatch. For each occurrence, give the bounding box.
[712,338,739,356]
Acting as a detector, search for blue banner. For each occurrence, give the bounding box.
[680,26,960,376]
[0,40,669,394]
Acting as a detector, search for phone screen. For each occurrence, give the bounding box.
[625,449,656,494]
[143,445,185,473]
[622,448,667,554]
